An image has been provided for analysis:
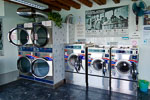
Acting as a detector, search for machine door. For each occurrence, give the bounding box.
[91,59,104,72]
[8,28,29,46]
[32,25,50,47]
[32,58,52,78]
[115,60,131,75]
[17,57,32,73]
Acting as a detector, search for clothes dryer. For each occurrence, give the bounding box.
[31,47,54,85]
[8,23,33,46]
[17,46,35,80]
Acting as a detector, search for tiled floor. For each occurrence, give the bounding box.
[0,79,149,100]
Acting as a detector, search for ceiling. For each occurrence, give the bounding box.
[4,0,138,12]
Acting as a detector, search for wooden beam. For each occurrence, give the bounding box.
[78,0,93,7]
[132,0,138,1]
[93,0,106,5]
[57,0,81,9]
[113,0,120,3]
[40,0,70,10]
[48,5,61,11]
[4,0,52,12]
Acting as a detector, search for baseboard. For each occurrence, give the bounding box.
[53,79,65,89]
[0,70,19,85]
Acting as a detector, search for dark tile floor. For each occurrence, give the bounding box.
[0,79,149,100]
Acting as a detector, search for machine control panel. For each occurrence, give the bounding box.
[88,49,105,53]
[18,47,34,52]
[17,24,24,28]
[65,45,81,49]
[35,48,52,53]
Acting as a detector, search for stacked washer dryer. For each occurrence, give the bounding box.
[110,46,139,95]
[64,44,86,86]
[8,21,67,87]
[8,23,35,79]
[87,46,110,90]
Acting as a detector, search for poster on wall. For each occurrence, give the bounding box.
[143,14,150,25]
[142,25,150,45]
[85,5,129,37]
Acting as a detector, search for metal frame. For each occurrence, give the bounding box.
[32,24,50,47]
[31,58,52,79]
[8,27,29,46]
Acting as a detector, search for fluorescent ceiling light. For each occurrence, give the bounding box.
[10,0,48,10]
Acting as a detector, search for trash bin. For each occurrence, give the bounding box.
[139,80,149,93]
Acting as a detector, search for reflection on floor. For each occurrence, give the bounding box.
[0,79,149,100]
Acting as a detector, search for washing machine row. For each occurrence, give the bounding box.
[64,44,139,95]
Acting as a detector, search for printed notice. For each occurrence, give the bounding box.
[143,25,150,45]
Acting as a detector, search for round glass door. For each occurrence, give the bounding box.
[32,59,50,78]
[92,59,103,71]
[32,25,49,47]
[8,28,29,46]
[116,61,130,74]
[17,57,31,73]
[68,54,78,69]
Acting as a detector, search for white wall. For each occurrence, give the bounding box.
[0,1,4,16]
[0,2,29,74]
[59,0,150,82]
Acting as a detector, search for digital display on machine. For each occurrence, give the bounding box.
[19,47,34,51]
[132,56,137,59]
[105,54,109,57]
[17,24,24,28]
[88,49,105,52]
[35,48,52,53]
[65,46,81,49]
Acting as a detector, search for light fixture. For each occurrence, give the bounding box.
[10,0,48,10]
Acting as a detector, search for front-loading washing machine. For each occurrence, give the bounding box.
[64,44,85,86]
[88,46,109,90]
[111,46,139,95]
[17,46,36,80]
[8,23,33,46]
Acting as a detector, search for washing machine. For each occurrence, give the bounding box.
[17,46,35,80]
[64,44,85,86]
[88,46,109,90]
[8,23,33,46]
[111,46,139,95]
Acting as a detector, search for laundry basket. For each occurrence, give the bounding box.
[139,80,149,93]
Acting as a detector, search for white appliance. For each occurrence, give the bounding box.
[64,44,86,86]
[88,46,109,90]
[8,23,33,46]
[111,46,139,95]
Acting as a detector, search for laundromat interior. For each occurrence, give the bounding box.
[0,0,150,100]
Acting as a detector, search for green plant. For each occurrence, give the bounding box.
[48,12,63,28]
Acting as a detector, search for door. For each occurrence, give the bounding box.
[32,25,50,47]
[8,27,29,46]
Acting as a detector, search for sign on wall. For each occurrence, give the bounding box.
[85,5,129,37]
